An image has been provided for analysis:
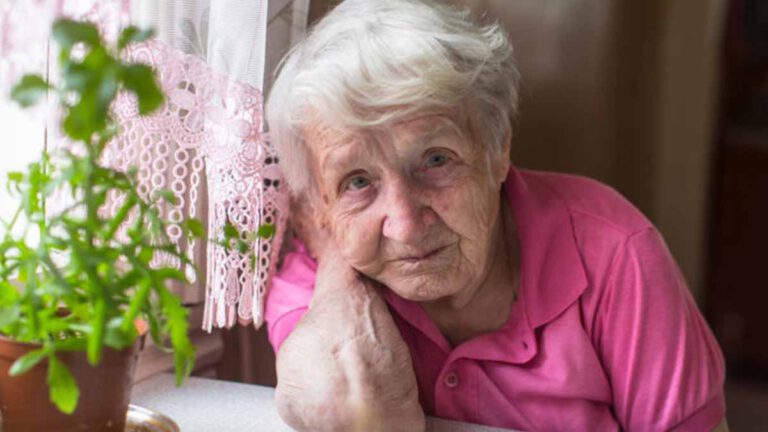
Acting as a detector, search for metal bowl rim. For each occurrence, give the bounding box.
[127,403,180,432]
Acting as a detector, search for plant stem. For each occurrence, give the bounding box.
[6,205,23,233]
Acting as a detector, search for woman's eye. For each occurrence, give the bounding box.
[344,175,371,191]
[425,153,450,168]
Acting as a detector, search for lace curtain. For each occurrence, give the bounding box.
[0,0,302,331]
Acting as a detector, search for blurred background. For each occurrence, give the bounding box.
[217,0,768,430]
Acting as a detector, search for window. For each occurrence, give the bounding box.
[0,101,46,233]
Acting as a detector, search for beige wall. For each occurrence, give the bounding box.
[475,0,619,185]
[469,0,726,301]
[652,0,726,301]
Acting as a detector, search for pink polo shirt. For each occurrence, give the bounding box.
[265,168,726,431]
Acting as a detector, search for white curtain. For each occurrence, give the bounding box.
[124,0,309,381]
[124,0,309,380]
[0,0,310,380]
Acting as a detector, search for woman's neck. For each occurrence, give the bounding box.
[422,197,519,347]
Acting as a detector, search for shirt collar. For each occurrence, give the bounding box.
[383,166,588,361]
[505,166,588,329]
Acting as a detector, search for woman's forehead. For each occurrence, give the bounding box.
[305,113,470,151]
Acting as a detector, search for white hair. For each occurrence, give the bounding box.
[265,0,521,194]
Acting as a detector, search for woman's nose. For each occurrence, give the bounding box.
[381,181,437,244]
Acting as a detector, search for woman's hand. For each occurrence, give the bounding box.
[274,225,425,431]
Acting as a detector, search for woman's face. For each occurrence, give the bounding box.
[308,115,510,305]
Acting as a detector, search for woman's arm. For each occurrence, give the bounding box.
[273,248,425,431]
[595,228,726,430]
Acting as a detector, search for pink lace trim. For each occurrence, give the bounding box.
[1,0,287,330]
[110,40,288,330]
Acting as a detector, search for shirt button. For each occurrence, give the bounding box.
[443,371,459,389]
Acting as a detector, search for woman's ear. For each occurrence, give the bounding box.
[290,189,333,259]
[491,121,513,185]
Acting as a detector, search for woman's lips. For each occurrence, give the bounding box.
[401,245,449,263]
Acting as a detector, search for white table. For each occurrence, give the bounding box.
[132,374,515,431]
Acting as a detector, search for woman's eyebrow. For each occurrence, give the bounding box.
[320,122,463,171]
[319,140,367,173]
[413,122,464,147]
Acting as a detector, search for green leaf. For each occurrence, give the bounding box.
[121,64,164,114]
[114,269,142,292]
[47,354,80,414]
[153,189,179,206]
[83,47,119,110]
[123,279,151,332]
[223,223,239,240]
[237,240,248,254]
[9,347,48,376]
[6,171,23,192]
[41,314,73,334]
[61,62,96,92]
[81,44,110,71]
[52,19,100,49]
[10,75,50,108]
[53,337,88,352]
[257,223,276,239]
[138,247,154,264]
[158,287,194,385]
[103,194,137,242]
[145,311,163,347]
[62,95,98,141]
[69,303,90,322]
[104,317,137,349]
[0,281,20,305]
[145,207,164,237]
[118,26,154,50]
[184,219,205,239]
[67,323,92,335]
[153,268,187,282]
[0,305,21,328]
[98,73,119,113]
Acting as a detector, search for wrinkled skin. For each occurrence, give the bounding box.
[276,247,424,431]
[275,114,516,431]
[312,115,513,310]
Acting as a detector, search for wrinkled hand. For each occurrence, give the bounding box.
[275,220,425,431]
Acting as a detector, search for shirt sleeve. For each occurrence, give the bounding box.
[264,238,317,353]
[597,228,726,432]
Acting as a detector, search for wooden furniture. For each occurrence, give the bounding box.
[706,0,768,380]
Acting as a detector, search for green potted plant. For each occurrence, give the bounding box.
[0,19,202,431]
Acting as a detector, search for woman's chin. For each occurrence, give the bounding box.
[388,279,463,303]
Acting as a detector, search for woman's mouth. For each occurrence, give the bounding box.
[401,245,449,263]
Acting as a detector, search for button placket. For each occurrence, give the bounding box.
[443,371,459,388]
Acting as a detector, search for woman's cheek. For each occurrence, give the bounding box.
[433,178,496,242]
[333,213,381,270]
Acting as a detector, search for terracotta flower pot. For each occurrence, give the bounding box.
[0,335,142,432]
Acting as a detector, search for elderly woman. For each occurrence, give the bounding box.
[263,1,726,431]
